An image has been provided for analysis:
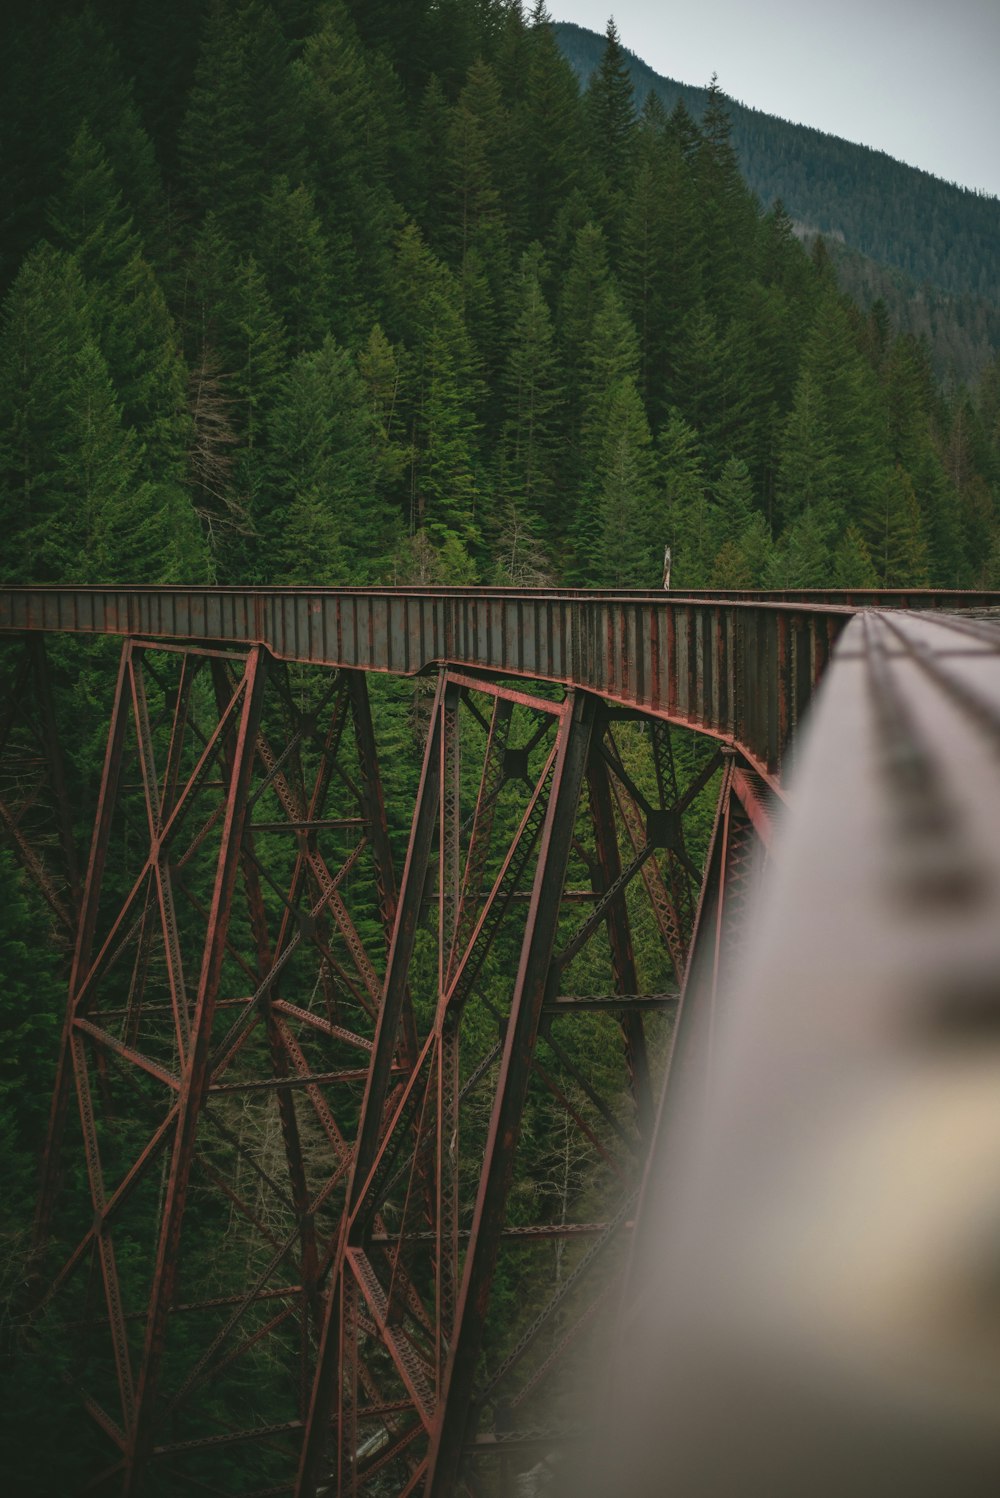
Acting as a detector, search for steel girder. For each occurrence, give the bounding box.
[29,640,419,1493]
[296,674,709,1497]
[23,643,720,1496]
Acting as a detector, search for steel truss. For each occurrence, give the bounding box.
[15,640,748,1497]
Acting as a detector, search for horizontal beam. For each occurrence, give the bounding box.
[5,588,996,779]
[543,993,679,1013]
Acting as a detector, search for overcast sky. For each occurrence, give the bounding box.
[551,0,1000,198]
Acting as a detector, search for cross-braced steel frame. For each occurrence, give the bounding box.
[7,628,770,1497]
[4,585,1000,1495]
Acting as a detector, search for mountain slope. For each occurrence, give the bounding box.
[555,20,1000,377]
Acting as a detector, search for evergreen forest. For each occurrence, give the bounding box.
[2,0,1000,597]
[2,1,1000,1488]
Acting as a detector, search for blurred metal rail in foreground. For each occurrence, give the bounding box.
[617,604,1000,1498]
[1,586,998,1497]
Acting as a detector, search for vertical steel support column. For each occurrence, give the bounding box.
[586,721,653,1137]
[215,659,323,1400]
[339,1278,360,1498]
[426,690,597,1498]
[35,640,132,1247]
[436,681,462,1363]
[122,646,268,1494]
[346,670,400,946]
[297,673,447,1498]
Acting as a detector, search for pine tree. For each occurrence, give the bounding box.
[713,456,757,541]
[861,463,930,586]
[580,286,641,464]
[255,176,335,353]
[343,0,434,98]
[224,256,289,570]
[620,96,672,408]
[559,222,612,399]
[358,322,410,502]
[882,335,966,583]
[720,511,775,587]
[665,97,702,163]
[444,61,508,265]
[593,376,660,586]
[387,225,481,557]
[47,124,190,482]
[125,0,206,178]
[707,457,775,586]
[671,305,752,471]
[443,61,513,402]
[500,248,562,537]
[514,4,584,246]
[776,504,833,588]
[945,393,995,582]
[693,78,760,321]
[658,411,718,588]
[622,110,702,421]
[183,228,288,576]
[0,243,204,585]
[420,321,481,551]
[296,6,400,314]
[789,292,887,527]
[758,199,815,306]
[831,523,879,587]
[66,340,205,583]
[65,337,150,579]
[0,244,93,581]
[584,18,637,253]
[2,7,164,274]
[180,0,305,237]
[414,74,455,248]
[776,367,841,528]
[265,335,400,583]
[46,123,139,287]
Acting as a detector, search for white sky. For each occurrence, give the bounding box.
[551,0,1000,198]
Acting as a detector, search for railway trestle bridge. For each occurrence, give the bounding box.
[2,585,999,1497]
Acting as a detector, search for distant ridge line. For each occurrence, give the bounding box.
[553,20,1000,316]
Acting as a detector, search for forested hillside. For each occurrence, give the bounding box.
[556,19,1000,381]
[1,0,999,597]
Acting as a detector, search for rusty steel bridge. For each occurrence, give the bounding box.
[2,585,999,1496]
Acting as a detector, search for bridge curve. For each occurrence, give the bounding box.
[3,584,1000,1497]
[2,585,994,783]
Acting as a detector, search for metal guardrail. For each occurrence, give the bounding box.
[619,603,1000,1498]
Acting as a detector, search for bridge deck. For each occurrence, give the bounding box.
[3,586,995,782]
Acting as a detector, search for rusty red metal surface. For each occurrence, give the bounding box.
[4,588,1000,1496]
[3,586,997,785]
